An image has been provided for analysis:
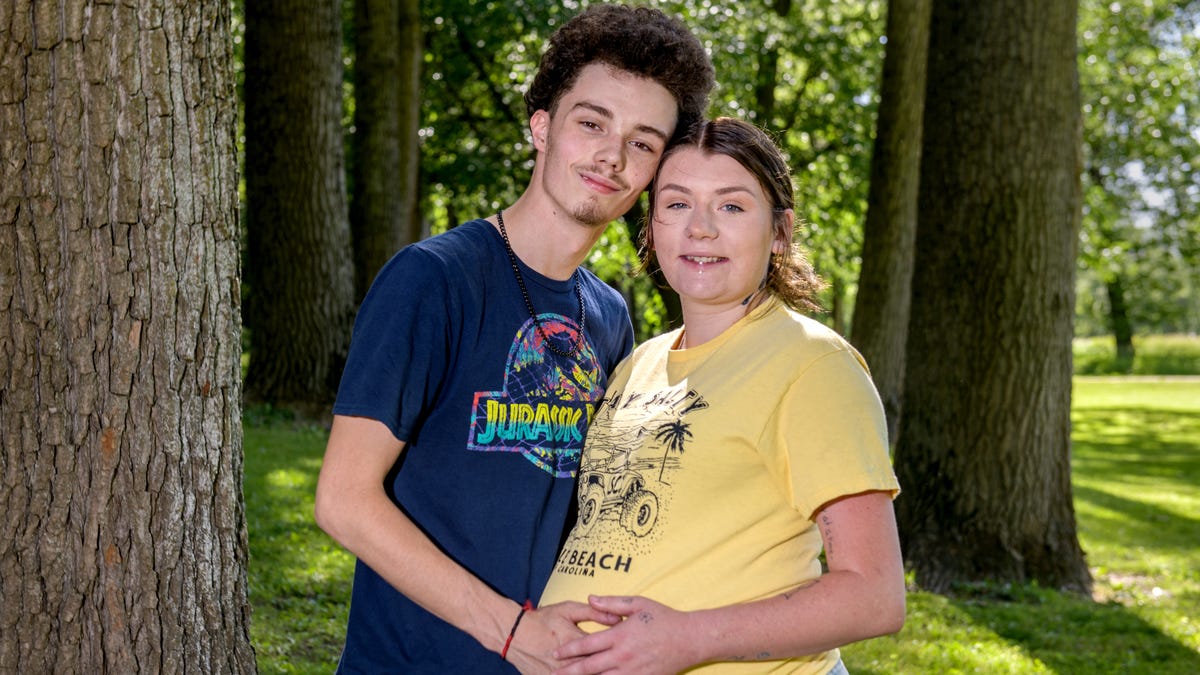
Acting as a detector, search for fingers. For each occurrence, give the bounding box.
[553,627,613,660]
[587,594,642,616]
[538,600,621,627]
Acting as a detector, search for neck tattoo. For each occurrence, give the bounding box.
[496,210,587,358]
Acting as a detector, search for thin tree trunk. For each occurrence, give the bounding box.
[351,0,421,301]
[895,0,1091,594]
[830,277,847,336]
[243,0,355,407]
[1105,275,1135,369]
[0,1,254,671]
[850,0,932,442]
[398,0,423,245]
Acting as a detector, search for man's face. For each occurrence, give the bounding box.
[529,63,678,227]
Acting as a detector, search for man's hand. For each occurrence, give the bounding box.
[505,600,621,675]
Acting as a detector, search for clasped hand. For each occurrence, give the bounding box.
[547,595,701,675]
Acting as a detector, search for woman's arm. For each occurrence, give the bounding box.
[549,490,905,675]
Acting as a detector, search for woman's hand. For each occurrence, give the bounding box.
[549,595,702,675]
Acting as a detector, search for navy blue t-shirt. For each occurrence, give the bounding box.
[331,219,634,673]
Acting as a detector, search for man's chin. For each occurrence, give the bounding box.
[572,198,633,227]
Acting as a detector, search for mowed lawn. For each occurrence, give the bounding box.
[244,378,1200,674]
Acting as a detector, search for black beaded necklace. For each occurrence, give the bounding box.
[496,210,587,358]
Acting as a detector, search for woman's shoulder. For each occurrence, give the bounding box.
[763,305,868,368]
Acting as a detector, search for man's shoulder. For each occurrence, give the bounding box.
[377,219,494,278]
[408,218,494,259]
[577,266,625,309]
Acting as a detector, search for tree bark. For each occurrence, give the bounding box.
[0,1,255,671]
[350,0,422,302]
[895,0,1091,594]
[850,0,932,442]
[243,0,355,407]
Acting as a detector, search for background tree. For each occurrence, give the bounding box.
[0,1,254,671]
[349,0,423,302]
[1076,1,1200,354]
[849,0,932,439]
[894,0,1091,593]
[243,0,355,407]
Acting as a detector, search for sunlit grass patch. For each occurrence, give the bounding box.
[244,411,352,674]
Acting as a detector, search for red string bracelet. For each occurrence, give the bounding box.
[500,600,534,661]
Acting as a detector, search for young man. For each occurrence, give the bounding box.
[313,5,714,673]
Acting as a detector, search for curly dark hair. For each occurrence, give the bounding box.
[642,117,827,314]
[524,4,715,141]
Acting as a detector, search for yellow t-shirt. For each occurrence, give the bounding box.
[540,301,899,674]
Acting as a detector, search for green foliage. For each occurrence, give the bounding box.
[243,381,1200,672]
[1076,1,1200,336]
[1074,334,1200,375]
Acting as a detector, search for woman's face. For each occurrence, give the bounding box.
[651,148,788,313]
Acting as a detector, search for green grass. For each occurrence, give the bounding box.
[244,380,1200,673]
[1074,334,1200,375]
[244,408,352,674]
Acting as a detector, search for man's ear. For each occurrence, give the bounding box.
[530,110,550,151]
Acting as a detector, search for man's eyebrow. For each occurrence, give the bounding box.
[571,101,671,142]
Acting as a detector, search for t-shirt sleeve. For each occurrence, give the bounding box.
[766,346,900,520]
[332,247,453,442]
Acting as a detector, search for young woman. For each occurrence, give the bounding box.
[538,117,905,674]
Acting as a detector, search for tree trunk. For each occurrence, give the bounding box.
[243,0,355,407]
[0,1,255,671]
[1105,275,1135,370]
[398,0,423,245]
[895,0,1091,594]
[850,0,932,442]
[350,0,422,302]
[829,277,847,336]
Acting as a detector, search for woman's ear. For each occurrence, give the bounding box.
[772,209,795,254]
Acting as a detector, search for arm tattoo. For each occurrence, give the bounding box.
[820,512,835,556]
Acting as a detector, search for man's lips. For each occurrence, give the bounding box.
[578,168,624,193]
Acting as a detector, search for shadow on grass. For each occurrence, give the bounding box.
[936,401,1200,674]
[1071,407,1200,555]
[946,585,1200,675]
[1072,482,1200,555]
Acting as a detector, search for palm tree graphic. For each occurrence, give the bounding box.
[654,419,692,481]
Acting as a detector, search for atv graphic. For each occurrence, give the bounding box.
[575,460,660,538]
